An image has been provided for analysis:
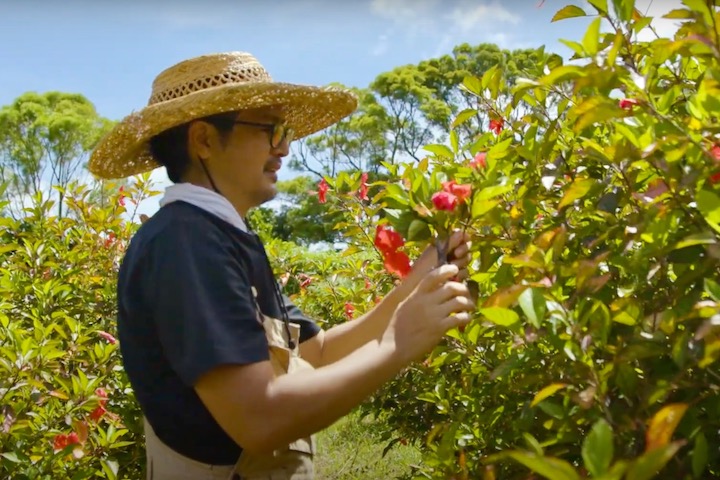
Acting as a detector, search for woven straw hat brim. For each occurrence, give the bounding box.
[88,81,357,179]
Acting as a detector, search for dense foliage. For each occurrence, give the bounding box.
[314,1,720,478]
[2,1,720,479]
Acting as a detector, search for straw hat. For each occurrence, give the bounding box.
[88,51,358,179]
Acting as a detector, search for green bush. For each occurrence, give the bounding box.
[0,178,155,479]
[315,2,720,479]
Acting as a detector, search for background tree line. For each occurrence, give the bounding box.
[0,42,543,242]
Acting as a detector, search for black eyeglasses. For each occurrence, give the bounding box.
[233,120,294,149]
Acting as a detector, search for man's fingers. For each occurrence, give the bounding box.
[441,311,473,331]
[454,269,470,282]
[447,230,471,252]
[418,264,459,293]
[437,293,476,316]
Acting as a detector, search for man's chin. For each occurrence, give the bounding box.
[256,189,278,206]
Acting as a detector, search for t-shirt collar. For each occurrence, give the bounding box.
[158,182,249,233]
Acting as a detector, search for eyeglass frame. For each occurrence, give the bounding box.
[232,120,295,149]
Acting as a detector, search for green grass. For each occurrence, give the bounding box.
[314,409,422,480]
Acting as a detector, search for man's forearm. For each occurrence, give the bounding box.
[255,337,406,453]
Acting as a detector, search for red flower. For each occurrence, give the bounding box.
[97,331,117,344]
[374,225,412,278]
[489,118,504,135]
[344,302,355,320]
[619,98,639,110]
[432,191,458,211]
[374,224,405,253]
[364,278,371,290]
[89,405,107,422]
[317,178,329,204]
[118,186,126,207]
[96,388,108,407]
[711,145,720,163]
[441,180,472,203]
[710,171,720,184]
[470,152,487,169]
[104,232,117,248]
[53,432,80,452]
[359,172,369,200]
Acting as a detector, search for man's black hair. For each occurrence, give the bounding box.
[148,112,238,183]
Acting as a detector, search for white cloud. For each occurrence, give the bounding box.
[369,0,524,56]
[444,2,521,33]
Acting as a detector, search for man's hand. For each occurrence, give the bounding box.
[406,230,473,285]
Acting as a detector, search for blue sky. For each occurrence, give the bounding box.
[0,0,680,216]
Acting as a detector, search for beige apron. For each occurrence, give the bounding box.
[144,288,316,479]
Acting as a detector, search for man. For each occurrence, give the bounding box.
[88,51,476,480]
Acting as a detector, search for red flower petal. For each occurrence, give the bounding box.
[432,191,458,211]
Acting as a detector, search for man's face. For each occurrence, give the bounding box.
[191,106,291,215]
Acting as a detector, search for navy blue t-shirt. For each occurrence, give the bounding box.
[116,201,321,465]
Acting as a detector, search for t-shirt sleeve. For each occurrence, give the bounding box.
[280,292,322,343]
[146,219,270,387]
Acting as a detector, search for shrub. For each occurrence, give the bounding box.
[316,1,720,479]
[0,178,155,479]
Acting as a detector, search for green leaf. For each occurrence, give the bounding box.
[662,8,694,19]
[697,189,720,234]
[506,451,581,480]
[582,419,614,477]
[101,459,119,480]
[705,278,720,302]
[422,144,454,159]
[0,452,20,463]
[582,17,602,55]
[451,108,477,129]
[559,178,594,209]
[552,5,588,22]
[450,130,459,154]
[518,287,546,328]
[472,197,500,219]
[671,231,717,250]
[462,75,482,96]
[587,0,608,13]
[531,383,568,407]
[692,432,708,478]
[625,441,683,480]
[477,184,513,201]
[612,0,635,22]
[407,219,431,242]
[479,307,520,327]
[540,65,587,86]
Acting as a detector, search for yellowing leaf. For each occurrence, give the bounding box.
[48,390,69,400]
[531,383,569,407]
[552,5,587,22]
[582,17,602,55]
[479,307,520,327]
[559,178,594,209]
[483,284,529,308]
[472,198,500,219]
[505,451,581,480]
[645,403,689,452]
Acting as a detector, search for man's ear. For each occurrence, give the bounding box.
[187,121,215,162]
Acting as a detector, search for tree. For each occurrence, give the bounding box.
[289,43,546,180]
[289,86,391,177]
[0,92,114,218]
[253,175,344,246]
